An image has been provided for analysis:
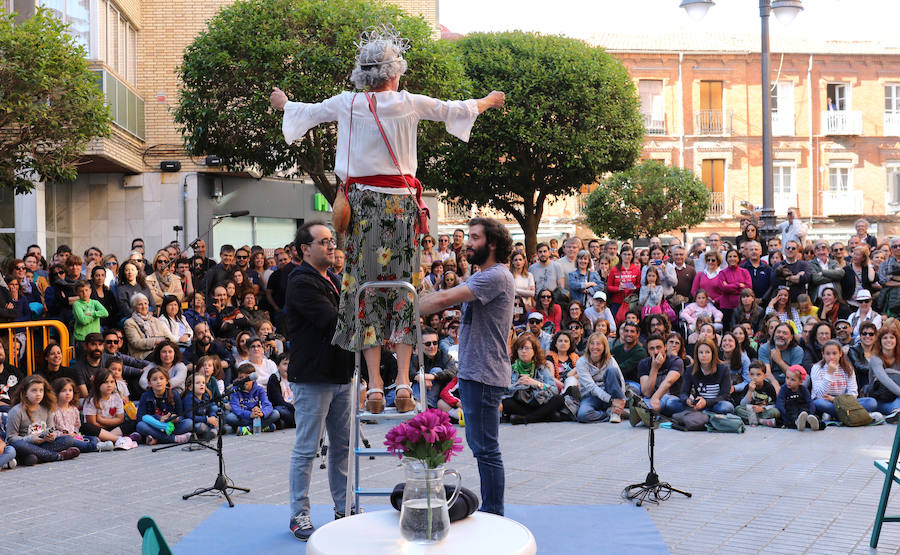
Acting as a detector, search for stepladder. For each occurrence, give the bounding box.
[871,421,900,547]
[345,280,428,517]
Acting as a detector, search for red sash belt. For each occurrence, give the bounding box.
[344,174,422,204]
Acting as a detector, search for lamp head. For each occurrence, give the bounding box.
[772,0,803,24]
[679,0,714,21]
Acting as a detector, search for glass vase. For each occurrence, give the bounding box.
[399,459,461,544]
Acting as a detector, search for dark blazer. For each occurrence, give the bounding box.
[285,262,353,384]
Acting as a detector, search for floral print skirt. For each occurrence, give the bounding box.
[332,186,422,351]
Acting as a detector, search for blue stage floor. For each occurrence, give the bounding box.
[174,503,669,554]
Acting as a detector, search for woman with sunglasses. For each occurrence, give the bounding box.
[848,321,879,393]
[101,255,119,287]
[848,290,881,339]
[146,250,184,311]
[44,263,75,325]
[535,288,562,332]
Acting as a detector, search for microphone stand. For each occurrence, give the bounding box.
[622,393,691,506]
[181,382,250,507]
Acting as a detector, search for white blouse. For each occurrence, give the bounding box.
[283,90,479,184]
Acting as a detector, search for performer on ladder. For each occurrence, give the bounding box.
[271,24,505,415]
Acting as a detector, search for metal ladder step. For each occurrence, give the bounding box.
[356,487,395,497]
[347,280,429,517]
[355,447,395,457]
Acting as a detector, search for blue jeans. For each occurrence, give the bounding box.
[706,400,735,414]
[877,398,900,414]
[814,397,877,417]
[577,395,612,422]
[0,444,15,466]
[11,435,75,463]
[136,419,193,443]
[458,378,506,516]
[288,382,352,517]
[644,394,684,417]
[625,381,642,396]
[69,435,99,452]
[411,370,445,408]
[224,410,280,431]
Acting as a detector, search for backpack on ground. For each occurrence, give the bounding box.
[833,395,872,427]
[670,409,708,431]
[705,412,745,433]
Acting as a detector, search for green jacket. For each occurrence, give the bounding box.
[72,299,109,340]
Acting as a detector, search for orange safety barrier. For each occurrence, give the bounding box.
[0,320,74,375]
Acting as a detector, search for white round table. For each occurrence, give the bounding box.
[307,509,536,555]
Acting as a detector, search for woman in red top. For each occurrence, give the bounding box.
[606,245,641,318]
[535,288,562,332]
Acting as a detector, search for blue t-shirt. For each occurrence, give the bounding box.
[458,263,515,388]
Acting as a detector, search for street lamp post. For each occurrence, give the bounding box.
[680,0,803,240]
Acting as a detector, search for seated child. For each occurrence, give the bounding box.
[6,375,80,465]
[775,364,823,431]
[51,377,113,452]
[226,363,279,434]
[182,372,218,442]
[796,294,819,325]
[196,355,223,400]
[266,354,295,430]
[0,411,16,469]
[136,367,193,445]
[735,361,780,427]
[83,366,138,444]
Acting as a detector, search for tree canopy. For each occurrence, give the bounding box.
[584,160,711,240]
[175,0,469,204]
[423,31,644,256]
[0,7,109,193]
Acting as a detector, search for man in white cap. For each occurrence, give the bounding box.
[525,312,552,352]
[584,291,616,333]
[848,289,881,339]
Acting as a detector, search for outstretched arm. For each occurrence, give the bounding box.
[476,91,505,114]
[270,87,288,111]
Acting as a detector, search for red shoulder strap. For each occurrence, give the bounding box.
[364,91,416,198]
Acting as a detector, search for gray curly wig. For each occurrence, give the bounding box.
[350,25,409,90]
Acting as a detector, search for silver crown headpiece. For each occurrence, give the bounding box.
[354,24,410,67]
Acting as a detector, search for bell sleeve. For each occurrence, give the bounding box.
[409,94,479,142]
[282,93,347,145]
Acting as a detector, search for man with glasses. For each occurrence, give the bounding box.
[100,329,149,394]
[529,243,563,297]
[191,239,216,275]
[285,221,355,539]
[878,238,900,285]
[834,319,854,349]
[808,240,844,303]
[854,218,879,250]
[773,240,810,302]
[566,320,587,356]
[831,242,848,267]
[848,289,881,339]
[525,312,552,352]
[410,327,457,409]
[604,240,619,267]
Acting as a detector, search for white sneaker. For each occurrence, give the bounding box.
[3,458,16,470]
[887,409,900,424]
[609,412,622,424]
[98,441,115,452]
[796,411,808,431]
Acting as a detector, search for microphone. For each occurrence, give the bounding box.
[232,372,257,386]
[625,389,654,413]
[212,210,250,219]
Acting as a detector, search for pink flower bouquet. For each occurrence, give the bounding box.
[384,408,463,468]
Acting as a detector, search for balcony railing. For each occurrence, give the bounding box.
[821,190,863,216]
[93,69,145,140]
[695,110,732,136]
[886,112,900,136]
[641,113,666,135]
[707,191,725,216]
[772,111,794,136]
[821,110,862,136]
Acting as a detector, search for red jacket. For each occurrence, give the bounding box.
[607,264,642,305]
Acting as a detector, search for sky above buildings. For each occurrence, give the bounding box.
[440,0,899,44]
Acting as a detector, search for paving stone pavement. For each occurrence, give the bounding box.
[2,421,900,554]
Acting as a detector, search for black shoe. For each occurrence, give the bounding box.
[510,414,528,425]
[334,507,359,520]
[290,513,315,541]
[19,454,38,467]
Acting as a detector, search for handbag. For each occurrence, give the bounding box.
[513,386,554,408]
[705,412,745,433]
[333,94,359,234]
[364,91,430,236]
[871,374,900,402]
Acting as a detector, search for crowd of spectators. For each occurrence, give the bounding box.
[1,213,899,470]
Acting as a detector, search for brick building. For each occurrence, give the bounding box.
[4,0,438,259]
[591,32,900,241]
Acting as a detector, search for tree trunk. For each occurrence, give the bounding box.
[523,210,539,261]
